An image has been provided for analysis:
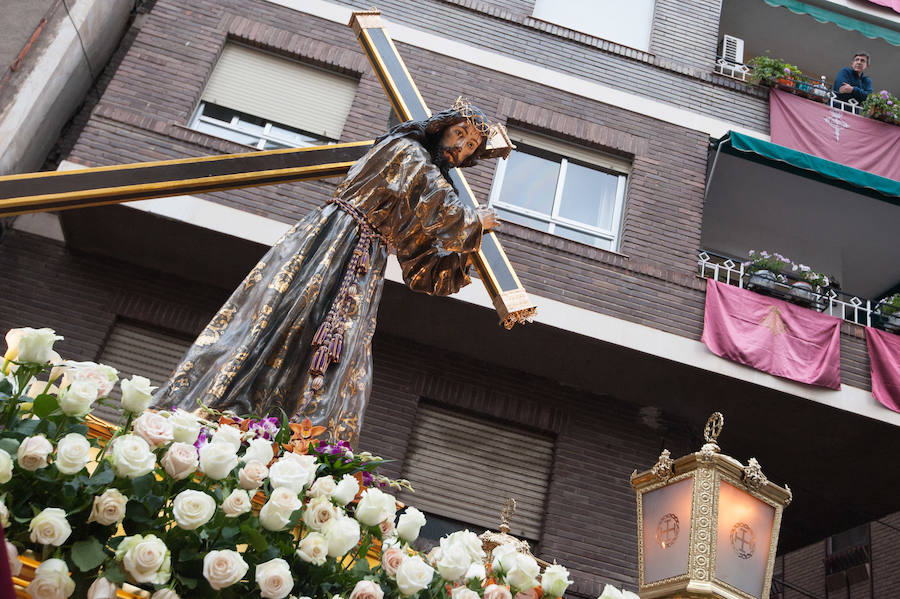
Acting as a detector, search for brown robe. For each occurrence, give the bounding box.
[153,134,483,443]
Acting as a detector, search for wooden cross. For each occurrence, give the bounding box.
[0,10,536,328]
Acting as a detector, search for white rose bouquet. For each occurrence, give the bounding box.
[0,326,574,599]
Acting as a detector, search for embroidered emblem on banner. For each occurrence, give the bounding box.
[824,109,850,142]
[760,306,787,336]
[730,522,756,559]
[656,513,680,549]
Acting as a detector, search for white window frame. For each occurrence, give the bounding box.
[488,132,628,250]
[189,102,334,150]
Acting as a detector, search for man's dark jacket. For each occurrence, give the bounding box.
[833,66,872,103]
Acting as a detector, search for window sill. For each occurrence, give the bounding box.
[495,220,630,264]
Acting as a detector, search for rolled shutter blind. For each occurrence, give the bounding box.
[401,403,554,540]
[94,322,193,424]
[202,43,357,140]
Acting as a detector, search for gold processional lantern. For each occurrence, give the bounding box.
[630,413,792,599]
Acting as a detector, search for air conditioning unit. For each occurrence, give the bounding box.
[721,34,745,64]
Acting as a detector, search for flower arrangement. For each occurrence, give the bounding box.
[743,250,830,289]
[1,327,574,599]
[746,54,802,87]
[862,89,900,125]
[878,293,900,317]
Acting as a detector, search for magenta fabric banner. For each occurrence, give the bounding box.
[866,327,900,412]
[769,88,900,181]
[865,0,900,14]
[702,280,842,389]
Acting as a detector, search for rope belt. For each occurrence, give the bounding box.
[307,198,389,390]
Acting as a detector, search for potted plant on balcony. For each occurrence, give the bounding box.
[876,293,900,330]
[743,250,788,292]
[790,264,830,309]
[862,90,900,125]
[747,54,802,88]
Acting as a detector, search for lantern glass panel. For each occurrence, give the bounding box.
[641,476,693,583]
[715,481,775,598]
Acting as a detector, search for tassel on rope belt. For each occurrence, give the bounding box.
[308,198,390,391]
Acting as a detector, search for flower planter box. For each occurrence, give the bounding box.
[776,78,795,88]
[747,270,781,293]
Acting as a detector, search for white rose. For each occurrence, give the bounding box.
[464,562,486,582]
[259,487,301,531]
[26,379,59,398]
[395,555,434,596]
[0,448,13,483]
[88,488,128,526]
[6,540,21,576]
[597,585,624,599]
[505,553,540,592]
[332,473,359,505]
[435,542,472,581]
[29,507,72,546]
[55,433,91,475]
[167,410,202,444]
[268,453,317,493]
[120,375,156,415]
[450,588,479,599]
[26,558,75,599]
[161,442,199,480]
[18,434,53,471]
[444,530,485,562]
[307,475,336,499]
[0,498,9,528]
[203,549,249,590]
[132,412,174,448]
[7,328,63,364]
[211,425,243,452]
[59,379,98,417]
[60,361,117,397]
[242,437,274,465]
[354,488,397,527]
[302,495,337,532]
[172,490,216,530]
[491,543,519,573]
[110,434,156,479]
[87,577,118,599]
[221,489,251,518]
[540,564,572,598]
[349,579,384,599]
[238,460,269,489]
[255,557,294,599]
[323,514,360,557]
[116,534,171,585]
[151,590,180,599]
[296,532,328,565]
[396,507,426,543]
[483,584,512,599]
[621,592,639,599]
[199,441,238,480]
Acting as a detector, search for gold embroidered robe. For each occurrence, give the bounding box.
[153,135,483,443]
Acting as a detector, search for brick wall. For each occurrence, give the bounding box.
[650,0,722,69]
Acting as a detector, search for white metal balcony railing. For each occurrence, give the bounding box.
[714,58,862,115]
[698,251,882,328]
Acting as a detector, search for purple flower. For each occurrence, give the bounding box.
[880,90,890,100]
[889,101,894,106]
[361,471,374,487]
[193,428,209,450]
[783,67,791,75]
[247,416,279,440]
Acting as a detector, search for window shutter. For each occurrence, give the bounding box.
[202,44,357,140]
[401,403,554,540]
[94,322,193,424]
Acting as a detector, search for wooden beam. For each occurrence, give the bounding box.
[349,10,536,328]
[0,141,372,217]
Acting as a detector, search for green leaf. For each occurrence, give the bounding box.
[15,418,39,436]
[71,537,108,571]
[178,574,199,589]
[0,437,19,455]
[131,473,155,498]
[240,523,269,553]
[351,554,371,576]
[32,394,59,418]
[103,563,126,585]
[87,466,115,489]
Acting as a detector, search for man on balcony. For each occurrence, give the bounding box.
[833,52,872,107]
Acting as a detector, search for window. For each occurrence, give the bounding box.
[532,0,655,51]
[400,402,554,542]
[191,43,358,149]
[94,321,193,424]
[488,130,628,250]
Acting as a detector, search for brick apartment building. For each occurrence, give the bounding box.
[2,0,900,597]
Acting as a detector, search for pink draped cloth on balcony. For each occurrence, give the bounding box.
[864,0,900,13]
[865,327,900,412]
[769,88,900,182]
[702,279,842,389]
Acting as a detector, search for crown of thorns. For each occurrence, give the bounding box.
[452,96,493,137]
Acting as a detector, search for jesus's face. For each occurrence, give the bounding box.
[439,121,484,167]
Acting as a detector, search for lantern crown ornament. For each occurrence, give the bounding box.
[630,413,792,599]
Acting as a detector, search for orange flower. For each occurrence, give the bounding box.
[281,418,328,454]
